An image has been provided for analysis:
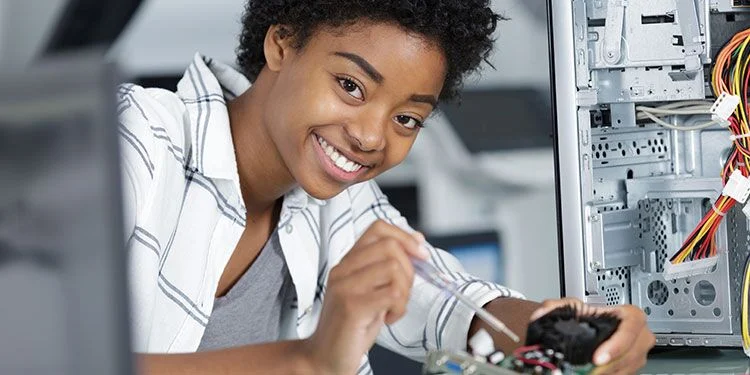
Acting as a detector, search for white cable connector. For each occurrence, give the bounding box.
[730,134,750,142]
[468,328,495,358]
[711,92,741,122]
[663,256,719,280]
[722,169,750,204]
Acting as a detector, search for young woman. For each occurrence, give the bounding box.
[117,1,654,374]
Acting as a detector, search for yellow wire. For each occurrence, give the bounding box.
[733,35,749,126]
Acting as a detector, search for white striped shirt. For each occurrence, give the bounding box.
[117,53,523,373]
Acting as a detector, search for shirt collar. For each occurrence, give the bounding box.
[176,53,327,209]
[176,53,249,181]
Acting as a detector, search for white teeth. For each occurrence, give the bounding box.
[316,135,364,173]
[335,156,347,168]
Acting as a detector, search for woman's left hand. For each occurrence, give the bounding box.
[530,297,656,375]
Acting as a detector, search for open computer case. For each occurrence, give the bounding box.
[550,0,750,350]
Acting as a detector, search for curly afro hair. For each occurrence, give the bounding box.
[236,0,503,101]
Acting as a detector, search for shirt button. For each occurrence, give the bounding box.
[285,224,294,233]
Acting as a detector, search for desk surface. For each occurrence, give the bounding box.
[641,348,749,374]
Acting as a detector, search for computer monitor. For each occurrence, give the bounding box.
[0,51,132,374]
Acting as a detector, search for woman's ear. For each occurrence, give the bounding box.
[263,25,295,73]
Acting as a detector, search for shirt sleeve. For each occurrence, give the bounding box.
[116,83,157,241]
[347,180,525,362]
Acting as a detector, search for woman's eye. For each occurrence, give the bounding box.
[338,78,364,100]
[395,115,424,129]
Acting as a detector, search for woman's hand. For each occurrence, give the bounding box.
[302,220,428,375]
[530,298,656,375]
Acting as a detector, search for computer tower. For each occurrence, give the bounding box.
[550,0,750,348]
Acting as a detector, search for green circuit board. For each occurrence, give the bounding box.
[423,350,596,375]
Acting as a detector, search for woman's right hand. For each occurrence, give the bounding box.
[301,220,429,375]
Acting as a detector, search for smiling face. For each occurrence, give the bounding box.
[260,21,447,199]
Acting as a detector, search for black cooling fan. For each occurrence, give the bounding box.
[525,305,620,365]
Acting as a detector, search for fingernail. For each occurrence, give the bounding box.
[529,308,547,321]
[415,244,430,259]
[412,231,426,243]
[594,352,610,365]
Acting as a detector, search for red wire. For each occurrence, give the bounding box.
[518,358,558,370]
[513,345,540,358]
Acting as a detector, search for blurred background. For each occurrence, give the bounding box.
[0,0,560,373]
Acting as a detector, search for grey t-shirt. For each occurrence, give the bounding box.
[197,230,294,351]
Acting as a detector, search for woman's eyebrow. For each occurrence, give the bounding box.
[410,94,437,109]
[332,51,384,84]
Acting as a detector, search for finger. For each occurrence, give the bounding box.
[529,297,584,321]
[341,258,406,294]
[358,282,407,321]
[356,220,428,259]
[383,260,412,324]
[603,328,653,375]
[598,347,645,375]
[340,250,412,324]
[593,305,648,366]
[366,311,387,332]
[411,231,426,244]
[338,238,415,283]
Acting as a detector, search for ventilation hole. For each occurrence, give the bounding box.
[673,288,679,294]
[603,151,608,158]
[644,306,651,315]
[668,309,674,316]
[648,140,652,146]
[695,280,716,306]
[714,308,721,317]
[647,280,669,305]
[618,142,622,148]
[684,288,689,294]
[660,139,665,145]
[605,143,609,150]
[691,309,697,316]
[622,150,626,156]
[636,149,641,155]
[627,169,634,179]
[596,151,601,158]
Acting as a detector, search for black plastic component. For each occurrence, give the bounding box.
[525,305,621,365]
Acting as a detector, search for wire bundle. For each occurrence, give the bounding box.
[667,28,750,267]
[636,100,718,131]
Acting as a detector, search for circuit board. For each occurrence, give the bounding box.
[423,350,595,375]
